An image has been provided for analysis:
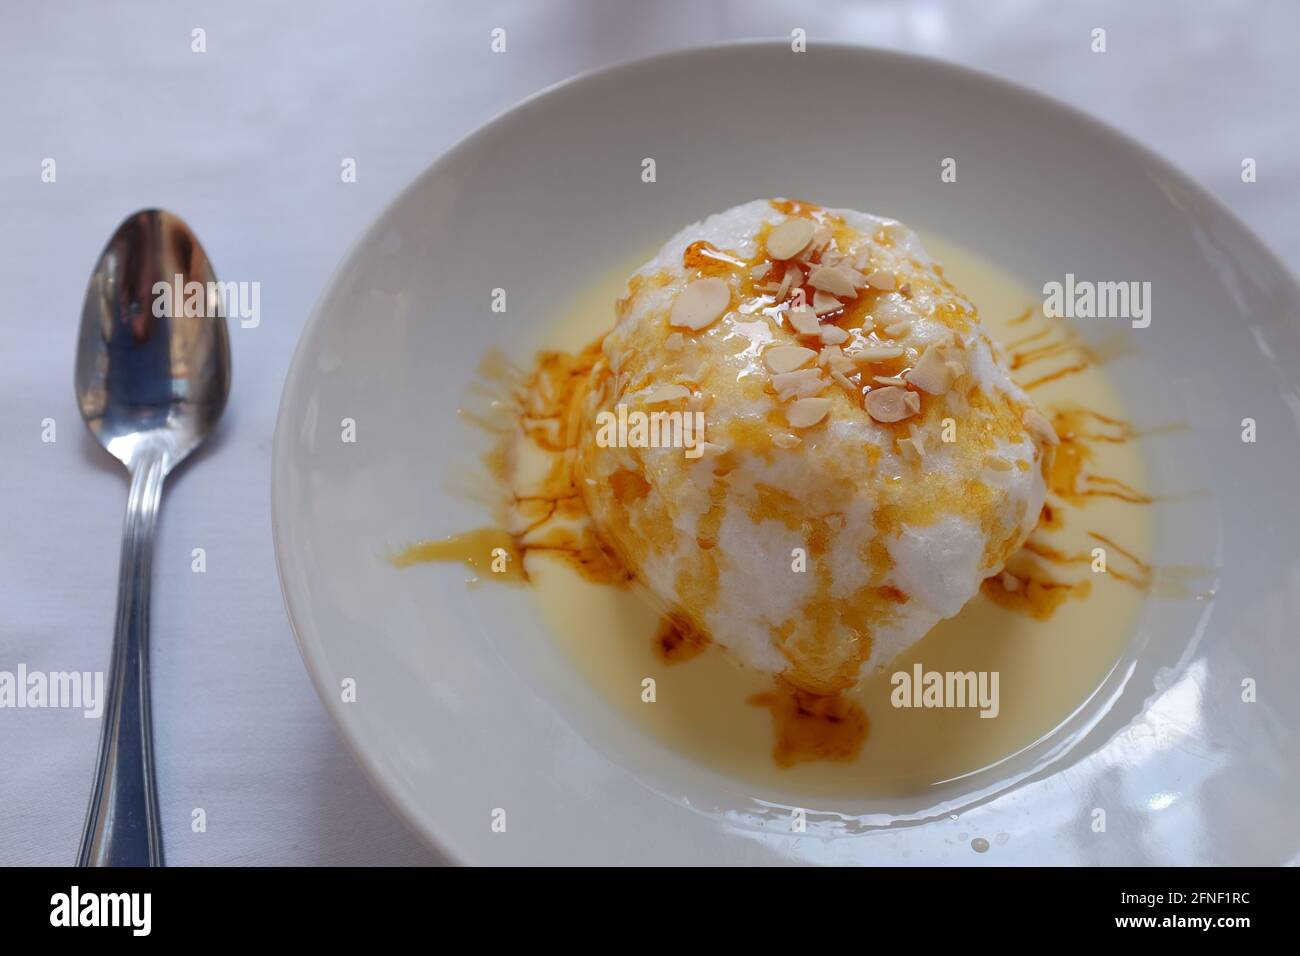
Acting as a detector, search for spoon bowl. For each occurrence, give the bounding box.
[76,209,231,472]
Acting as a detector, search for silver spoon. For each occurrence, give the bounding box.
[74,209,231,866]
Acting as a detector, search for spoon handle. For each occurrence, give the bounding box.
[78,453,167,866]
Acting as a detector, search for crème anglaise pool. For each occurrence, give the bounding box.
[512,199,1060,696]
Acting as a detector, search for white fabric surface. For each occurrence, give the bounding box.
[1,0,1296,866]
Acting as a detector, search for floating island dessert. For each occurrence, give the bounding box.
[507,199,1060,696]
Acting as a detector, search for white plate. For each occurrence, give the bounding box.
[273,42,1300,865]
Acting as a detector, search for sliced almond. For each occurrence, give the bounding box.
[905,345,954,394]
[873,375,908,387]
[848,345,906,364]
[865,385,919,423]
[775,270,793,302]
[822,347,855,375]
[669,277,730,331]
[874,294,915,325]
[750,262,771,282]
[838,263,868,289]
[786,396,832,429]
[1022,408,1059,445]
[1000,571,1021,591]
[640,383,691,404]
[830,370,857,393]
[820,324,849,345]
[766,218,816,260]
[908,423,927,457]
[882,320,912,338]
[813,290,842,316]
[763,344,817,374]
[771,368,827,401]
[785,307,821,337]
[985,454,1013,471]
[664,332,685,351]
[772,431,802,449]
[809,265,856,299]
[864,269,896,291]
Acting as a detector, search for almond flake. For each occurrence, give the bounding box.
[1000,571,1021,592]
[664,332,685,351]
[883,320,912,338]
[813,291,842,316]
[864,269,896,291]
[985,455,1013,471]
[750,262,772,282]
[786,307,821,336]
[786,396,832,429]
[772,431,802,449]
[775,270,793,302]
[1022,408,1060,446]
[823,347,855,375]
[874,294,915,325]
[839,264,868,288]
[905,345,954,394]
[640,383,691,404]
[873,375,908,387]
[771,368,827,401]
[809,265,856,298]
[849,345,906,364]
[831,370,857,393]
[820,324,849,345]
[766,218,816,260]
[669,277,730,331]
[763,344,817,374]
[908,423,927,457]
[865,386,918,423]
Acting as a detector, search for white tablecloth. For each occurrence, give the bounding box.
[2,0,1296,866]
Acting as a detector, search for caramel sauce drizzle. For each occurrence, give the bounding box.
[654,615,711,665]
[748,680,869,767]
[1048,408,1155,506]
[1006,320,1135,392]
[391,528,527,583]
[992,310,1166,615]
[981,568,1090,620]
